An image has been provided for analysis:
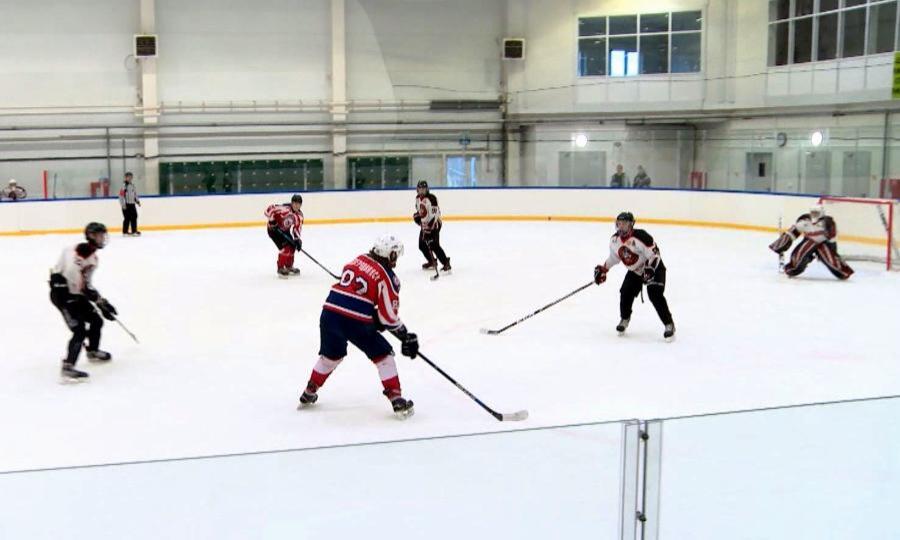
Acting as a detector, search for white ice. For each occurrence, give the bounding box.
[1,221,898,472]
[2,222,900,539]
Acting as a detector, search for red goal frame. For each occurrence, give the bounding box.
[818,196,896,270]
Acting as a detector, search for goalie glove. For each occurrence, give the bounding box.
[413,213,422,225]
[769,232,793,254]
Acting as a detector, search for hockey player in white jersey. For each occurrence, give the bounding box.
[49,222,119,382]
[593,212,675,341]
[769,205,853,280]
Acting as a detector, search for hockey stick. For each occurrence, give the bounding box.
[480,281,594,335]
[417,351,528,422]
[424,236,440,281]
[113,317,139,344]
[300,248,340,280]
[273,228,339,280]
[777,215,785,273]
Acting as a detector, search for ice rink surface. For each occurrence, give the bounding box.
[2,221,899,472]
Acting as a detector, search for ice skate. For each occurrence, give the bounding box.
[296,383,318,409]
[391,396,415,420]
[86,349,112,363]
[440,258,452,273]
[288,267,301,276]
[664,323,676,342]
[422,261,436,270]
[277,267,291,279]
[60,362,89,383]
[616,318,630,335]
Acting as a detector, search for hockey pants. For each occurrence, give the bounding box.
[419,226,449,266]
[619,263,673,325]
[268,227,296,270]
[51,292,103,365]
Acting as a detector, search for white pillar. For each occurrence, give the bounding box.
[330,0,348,189]
[140,0,160,194]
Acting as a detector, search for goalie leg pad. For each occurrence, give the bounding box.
[784,239,817,276]
[816,242,854,280]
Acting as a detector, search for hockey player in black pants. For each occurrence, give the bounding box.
[593,212,675,341]
[414,180,451,272]
[49,222,119,382]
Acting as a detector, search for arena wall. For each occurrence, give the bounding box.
[0,188,887,247]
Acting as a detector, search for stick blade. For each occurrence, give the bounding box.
[501,410,529,421]
[479,328,500,335]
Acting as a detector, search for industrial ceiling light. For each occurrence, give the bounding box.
[574,133,588,148]
[810,131,824,147]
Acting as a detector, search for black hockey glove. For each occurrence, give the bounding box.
[413,213,422,225]
[293,238,303,251]
[642,266,656,284]
[593,265,607,285]
[400,333,419,359]
[97,298,118,321]
[84,287,100,302]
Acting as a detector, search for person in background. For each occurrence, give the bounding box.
[119,172,141,236]
[633,166,652,188]
[610,165,627,188]
[2,179,27,201]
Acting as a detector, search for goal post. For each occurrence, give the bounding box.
[818,196,899,271]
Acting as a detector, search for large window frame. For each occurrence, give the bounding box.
[767,0,900,67]
[577,10,704,78]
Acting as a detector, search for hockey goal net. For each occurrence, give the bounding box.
[819,196,900,271]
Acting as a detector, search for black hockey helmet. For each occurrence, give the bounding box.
[291,194,303,205]
[84,222,109,248]
[615,212,635,237]
[416,180,429,191]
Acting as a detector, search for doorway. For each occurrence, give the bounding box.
[745,152,774,192]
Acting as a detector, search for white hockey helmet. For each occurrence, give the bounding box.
[8,178,16,185]
[372,234,404,261]
[810,204,825,219]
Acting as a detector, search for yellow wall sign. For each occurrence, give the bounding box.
[893,52,900,99]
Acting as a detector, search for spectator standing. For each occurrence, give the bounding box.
[119,172,141,236]
[610,165,627,188]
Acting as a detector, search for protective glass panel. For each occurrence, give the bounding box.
[579,16,606,37]
[842,8,867,57]
[817,13,839,60]
[609,14,637,35]
[672,10,702,31]
[793,17,814,63]
[640,12,669,33]
[769,22,790,65]
[868,1,898,54]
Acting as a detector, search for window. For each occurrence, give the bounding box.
[446,156,478,187]
[768,0,900,66]
[769,21,790,66]
[817,13,839,61]
[577,10,702,77]
[868,1,898,55]
[348,156,410,190]
[578,38,607,76]
[843,8,866,58]
[793,17,813,64]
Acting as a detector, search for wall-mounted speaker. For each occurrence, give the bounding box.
[503,38,525,60]
[134,35,158,58]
